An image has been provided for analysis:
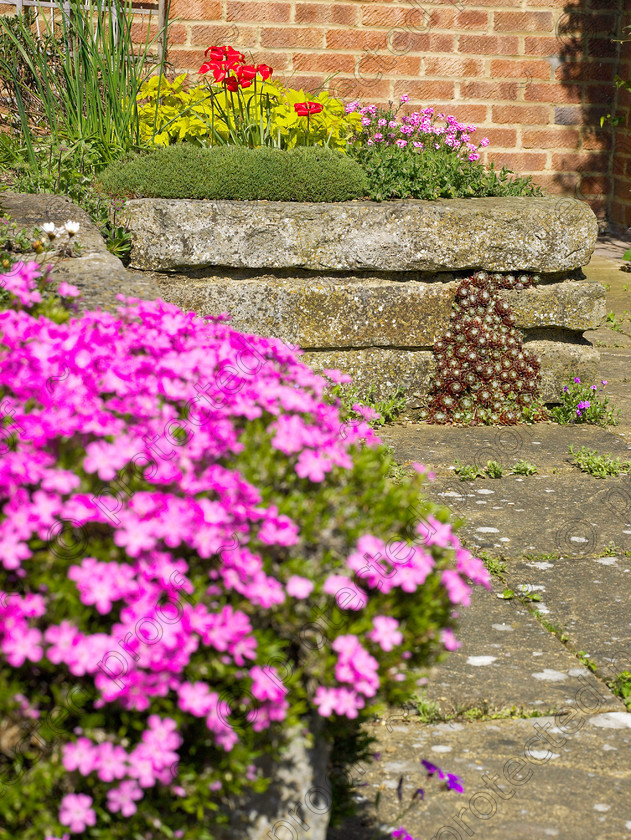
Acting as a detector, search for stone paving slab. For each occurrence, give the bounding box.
[420,584,622,717]
[503,555,631,681]
[380,423,631,476]
[426,474,631,556]
[329,712,631,840]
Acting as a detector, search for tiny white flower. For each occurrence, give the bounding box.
[42,222,58,239]
[64,220,80,236]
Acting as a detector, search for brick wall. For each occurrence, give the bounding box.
[611,6,631,229]
[159,0,623,222]
[0,0,627,226]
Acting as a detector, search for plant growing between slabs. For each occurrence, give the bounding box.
[568,445,631,478]
[387,760,464,840]
[551,378,620,426]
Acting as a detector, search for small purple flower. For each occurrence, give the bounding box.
[574,377,581,384]
[563,386,569,393]
[392,829,418,840]
[445,773,464,793]
[591,384,597,391]
[602,380,608,386]
[421,759,444,778]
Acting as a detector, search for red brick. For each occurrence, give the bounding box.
[387,31,455,53]
[490,152,548,171]
[522,128,580,149]
[613,180,631,202]
[262,27,324,48]
[392,80,455,100]
[170,49,215,72]
[425,104,489,125]
[577,176,610,195]
[523,36,561,57]
[423,57,484,77]
[552,152,609,172]
[361,4,428,29]
[189,23,257,48]
[227,2,290,23]
[481,127,518,148]
[244,50,291,71]
[295,3,359,25]
[325,29,387,51]
[328,77,391,101]
[461,81,520,101]
[457,35,519,56]
[494,11,553,33]
[288,74,330,93]
[583,131,612,151]
[490,59,551,80]
[525,83,582,104]
[492,104,550,125]
[356,54,421,78]
[611,201,631,227]
[169,0,220,19]
[292,52,356,74]
[422,9,488,30]
[534,173,580,194]
[557,62,615,83]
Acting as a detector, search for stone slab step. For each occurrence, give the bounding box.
[504,554,631,681]
[124,196,598,273]
[419,583,622,717]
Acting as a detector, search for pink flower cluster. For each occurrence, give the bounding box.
[347,97,490,162]
[0,262,490,834]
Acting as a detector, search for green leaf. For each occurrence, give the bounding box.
[623,249,631,261]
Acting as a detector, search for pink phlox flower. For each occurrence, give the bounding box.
[368,616,403,651]
[59,793,96,833]
[106,780,143,816]
[441,570,472,606]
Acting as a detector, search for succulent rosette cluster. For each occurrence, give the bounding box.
[0,263,489,838]
[421,271,545,425]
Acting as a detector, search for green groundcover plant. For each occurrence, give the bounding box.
[0,262,490,839]
[96,143,368,201]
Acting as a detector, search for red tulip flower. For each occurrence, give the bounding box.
[199,61,229,82]
[204,45,224,62]
[224,45,245,63]
[225,75,239,92]
[294,102,324,116]
[256,64,273,80]
[236,64,257,83]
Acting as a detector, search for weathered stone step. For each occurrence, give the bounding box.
[301,337,599,403]
[155,274,604,348]
[123,196,598,273]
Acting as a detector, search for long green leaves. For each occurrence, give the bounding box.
[0,0,172,168]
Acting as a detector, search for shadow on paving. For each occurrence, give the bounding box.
[328,712,631,840]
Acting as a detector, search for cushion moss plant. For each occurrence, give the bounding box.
[96,144,368,202]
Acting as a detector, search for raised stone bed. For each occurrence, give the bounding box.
[121,195,604,402]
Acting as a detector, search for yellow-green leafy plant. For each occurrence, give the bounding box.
[135,47,361,150]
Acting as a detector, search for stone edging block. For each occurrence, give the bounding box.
[123,196,598,274]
